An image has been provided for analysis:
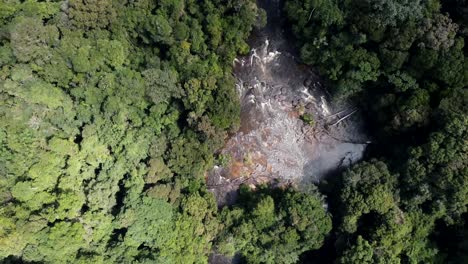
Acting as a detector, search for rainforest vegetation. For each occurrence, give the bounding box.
[0,0,466,263]
[285,0,467,262]
[0,0,273,262]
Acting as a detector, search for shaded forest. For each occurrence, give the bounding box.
[285,0,467,262]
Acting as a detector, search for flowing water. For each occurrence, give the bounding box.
[206,0,370,207]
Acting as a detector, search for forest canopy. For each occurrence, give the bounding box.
[285,0,468,262]
[0,0,467,263]
[0,0,268,262]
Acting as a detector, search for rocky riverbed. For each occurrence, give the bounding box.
[207,0,370,207]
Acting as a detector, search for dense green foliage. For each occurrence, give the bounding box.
[1,0,467,263]
[285,0,466,114]
[0,0,265,262]
[285,0,468,262]
[216,185,331,264]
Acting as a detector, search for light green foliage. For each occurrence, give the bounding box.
[22,222,86,263]
[165,192,220,263]
[68,0,116,29]
[0,0,261,263]
[120,197,174,248]
[97,39,127,68]
[0,44,15,66]
[0,1,60,28]
[143,67,182,104]
[300,113,315,126]
[9,16,59,63]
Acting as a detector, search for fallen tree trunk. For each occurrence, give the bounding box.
[329,109,358,126]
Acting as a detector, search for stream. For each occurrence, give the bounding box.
[206,0,370,207]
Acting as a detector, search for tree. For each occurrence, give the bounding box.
[402,89,468,222]
[0,0,320,262]
[216,185,332,264]
[339,160,397,233]
[420,14,459,51]
[119,197,174,249]
[9,16,59,63]
[68,0,116,30]
[339,236,374,264]
[143,67,182,105]
[350,0,426,28]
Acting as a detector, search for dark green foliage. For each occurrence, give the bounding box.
[401,90,468,221]
[216,185,332,264]
[339,160,397,233]
[285,0,467,262]
[285,0,467,157]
